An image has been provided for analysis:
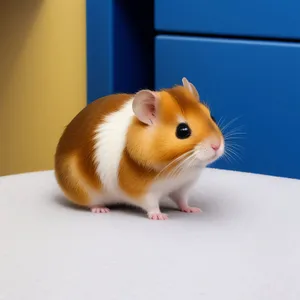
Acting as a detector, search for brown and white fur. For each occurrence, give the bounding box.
[55,78,225,220]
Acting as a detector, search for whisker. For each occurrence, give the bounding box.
[221,116,241,133]
[225,151,237,163]
[217,116,226,128]
[225,147,242,162]
[225,132,246,139]
[226,141,243,147]
[166,153,192,178]
[156,150,194,179]
[226,143,244,151]
[170,152,198,178]
[173,149,201,177]
[226,149,242,161]
[226,136,245,142]
[224,126,246,135]
[223,151,234,164]
[187,152,198,169]
[224,124,245,132]
[225,153,235,163]
[224,128,246,137]
[225,136,246,141]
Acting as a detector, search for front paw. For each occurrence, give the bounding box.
[180,206,202,213]
[148,212,168,220]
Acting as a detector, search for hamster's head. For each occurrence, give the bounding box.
[127,78,225,172]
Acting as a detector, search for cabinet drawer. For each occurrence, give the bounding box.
[155,0,300,39]
[155,35,300,179]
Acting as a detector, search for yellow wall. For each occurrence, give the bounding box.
[0,0,86,176]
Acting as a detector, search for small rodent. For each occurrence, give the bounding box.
[54,78,224,220]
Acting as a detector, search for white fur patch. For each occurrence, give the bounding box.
[94,99,134,194]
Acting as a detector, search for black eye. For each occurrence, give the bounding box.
[176,123,191,139]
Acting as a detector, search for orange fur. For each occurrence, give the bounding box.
[55,153,92,206]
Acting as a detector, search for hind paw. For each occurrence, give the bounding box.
[90,206,110,213]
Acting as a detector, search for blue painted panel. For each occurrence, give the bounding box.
[87,0,154,104]
[113,0,154,94]
[155,36,300,179]
[155,0,300,39]
[86,0,113,103]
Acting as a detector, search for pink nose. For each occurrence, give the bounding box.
[211,143,220,151]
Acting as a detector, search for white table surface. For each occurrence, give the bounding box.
[0,169,300,300]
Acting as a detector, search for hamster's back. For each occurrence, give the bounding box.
[54,93,132,206]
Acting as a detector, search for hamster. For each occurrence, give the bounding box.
[54,78,225,220]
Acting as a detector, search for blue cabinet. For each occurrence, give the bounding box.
[86,0,300,179]
[155,0,300,39]
[155,35,300,179]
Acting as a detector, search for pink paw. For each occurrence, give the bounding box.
[91,207,110,214]
[148,213,168,220]
[180,206,202,213]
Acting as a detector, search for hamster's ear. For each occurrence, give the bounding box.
[132,90,159,125]
[182,77,200,101]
